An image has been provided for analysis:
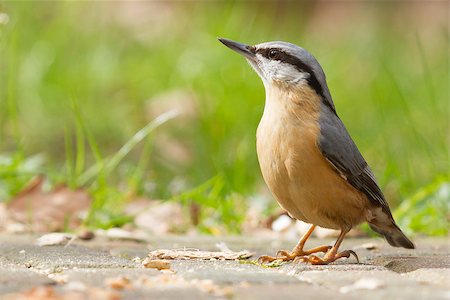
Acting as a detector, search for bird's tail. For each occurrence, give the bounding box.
[368,213,415,249]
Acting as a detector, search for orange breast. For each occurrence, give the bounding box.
[256,84,368,230]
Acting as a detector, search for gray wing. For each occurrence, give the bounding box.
[317,103,393,216]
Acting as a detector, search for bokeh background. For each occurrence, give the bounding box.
[0,1,448,235]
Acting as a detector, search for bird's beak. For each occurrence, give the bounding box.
[218,38,255,61]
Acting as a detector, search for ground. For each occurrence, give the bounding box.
[0,234,448,299]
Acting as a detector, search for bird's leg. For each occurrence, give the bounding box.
[302,228,359,265]
[258,225,331,263]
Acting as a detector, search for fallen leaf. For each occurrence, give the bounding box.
[7,176,91,232]
[147,249,253,260]
[35,233,74,247]
[142,258,171,270]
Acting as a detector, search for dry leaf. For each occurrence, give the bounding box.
[7,176,91,232]
[142,258,171,270]
[35,233,74,247]
[147,249,253,260]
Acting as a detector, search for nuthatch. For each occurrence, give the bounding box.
[219,38,414,265]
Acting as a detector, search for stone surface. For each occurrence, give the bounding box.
[0,234,448,300]
[0,244,140,272]
[0,268,55,295]
[170,260,301,283]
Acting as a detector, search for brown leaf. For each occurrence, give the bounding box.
[7,176,91,232]
[147,249,253,260]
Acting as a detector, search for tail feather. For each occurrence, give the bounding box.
[369,222,415,249]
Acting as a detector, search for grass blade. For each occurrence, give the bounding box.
[77,109,179,186]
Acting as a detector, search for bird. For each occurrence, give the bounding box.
[218,38,414,265]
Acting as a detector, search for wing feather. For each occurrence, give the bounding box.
[317,103,393,216]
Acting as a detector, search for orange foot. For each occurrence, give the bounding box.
[258,245,332,263]
[301,249,359,265]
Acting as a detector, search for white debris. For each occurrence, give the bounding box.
[272,214,293,232]
[339,278,384,294]
[35,233,74,246]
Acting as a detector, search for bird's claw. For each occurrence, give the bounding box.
[257,250,295,264]
[276,250,292,258]
[257,255,280,264]
[345,250,360,263]
[258,245,334,265]
[301,249,360,265]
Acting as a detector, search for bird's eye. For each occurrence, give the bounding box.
[268,49,279,59]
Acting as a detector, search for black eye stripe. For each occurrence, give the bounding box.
[257,48,285,60]
[256,47,324,98]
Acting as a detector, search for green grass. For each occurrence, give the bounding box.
[0,2,448,234]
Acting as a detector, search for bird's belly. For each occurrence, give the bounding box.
[256,121,367,230]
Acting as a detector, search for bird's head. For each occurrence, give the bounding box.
[218,38,330,101]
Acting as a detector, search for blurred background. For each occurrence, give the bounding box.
[0,1,448,237]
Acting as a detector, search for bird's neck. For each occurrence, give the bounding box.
[263,83,321,123]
